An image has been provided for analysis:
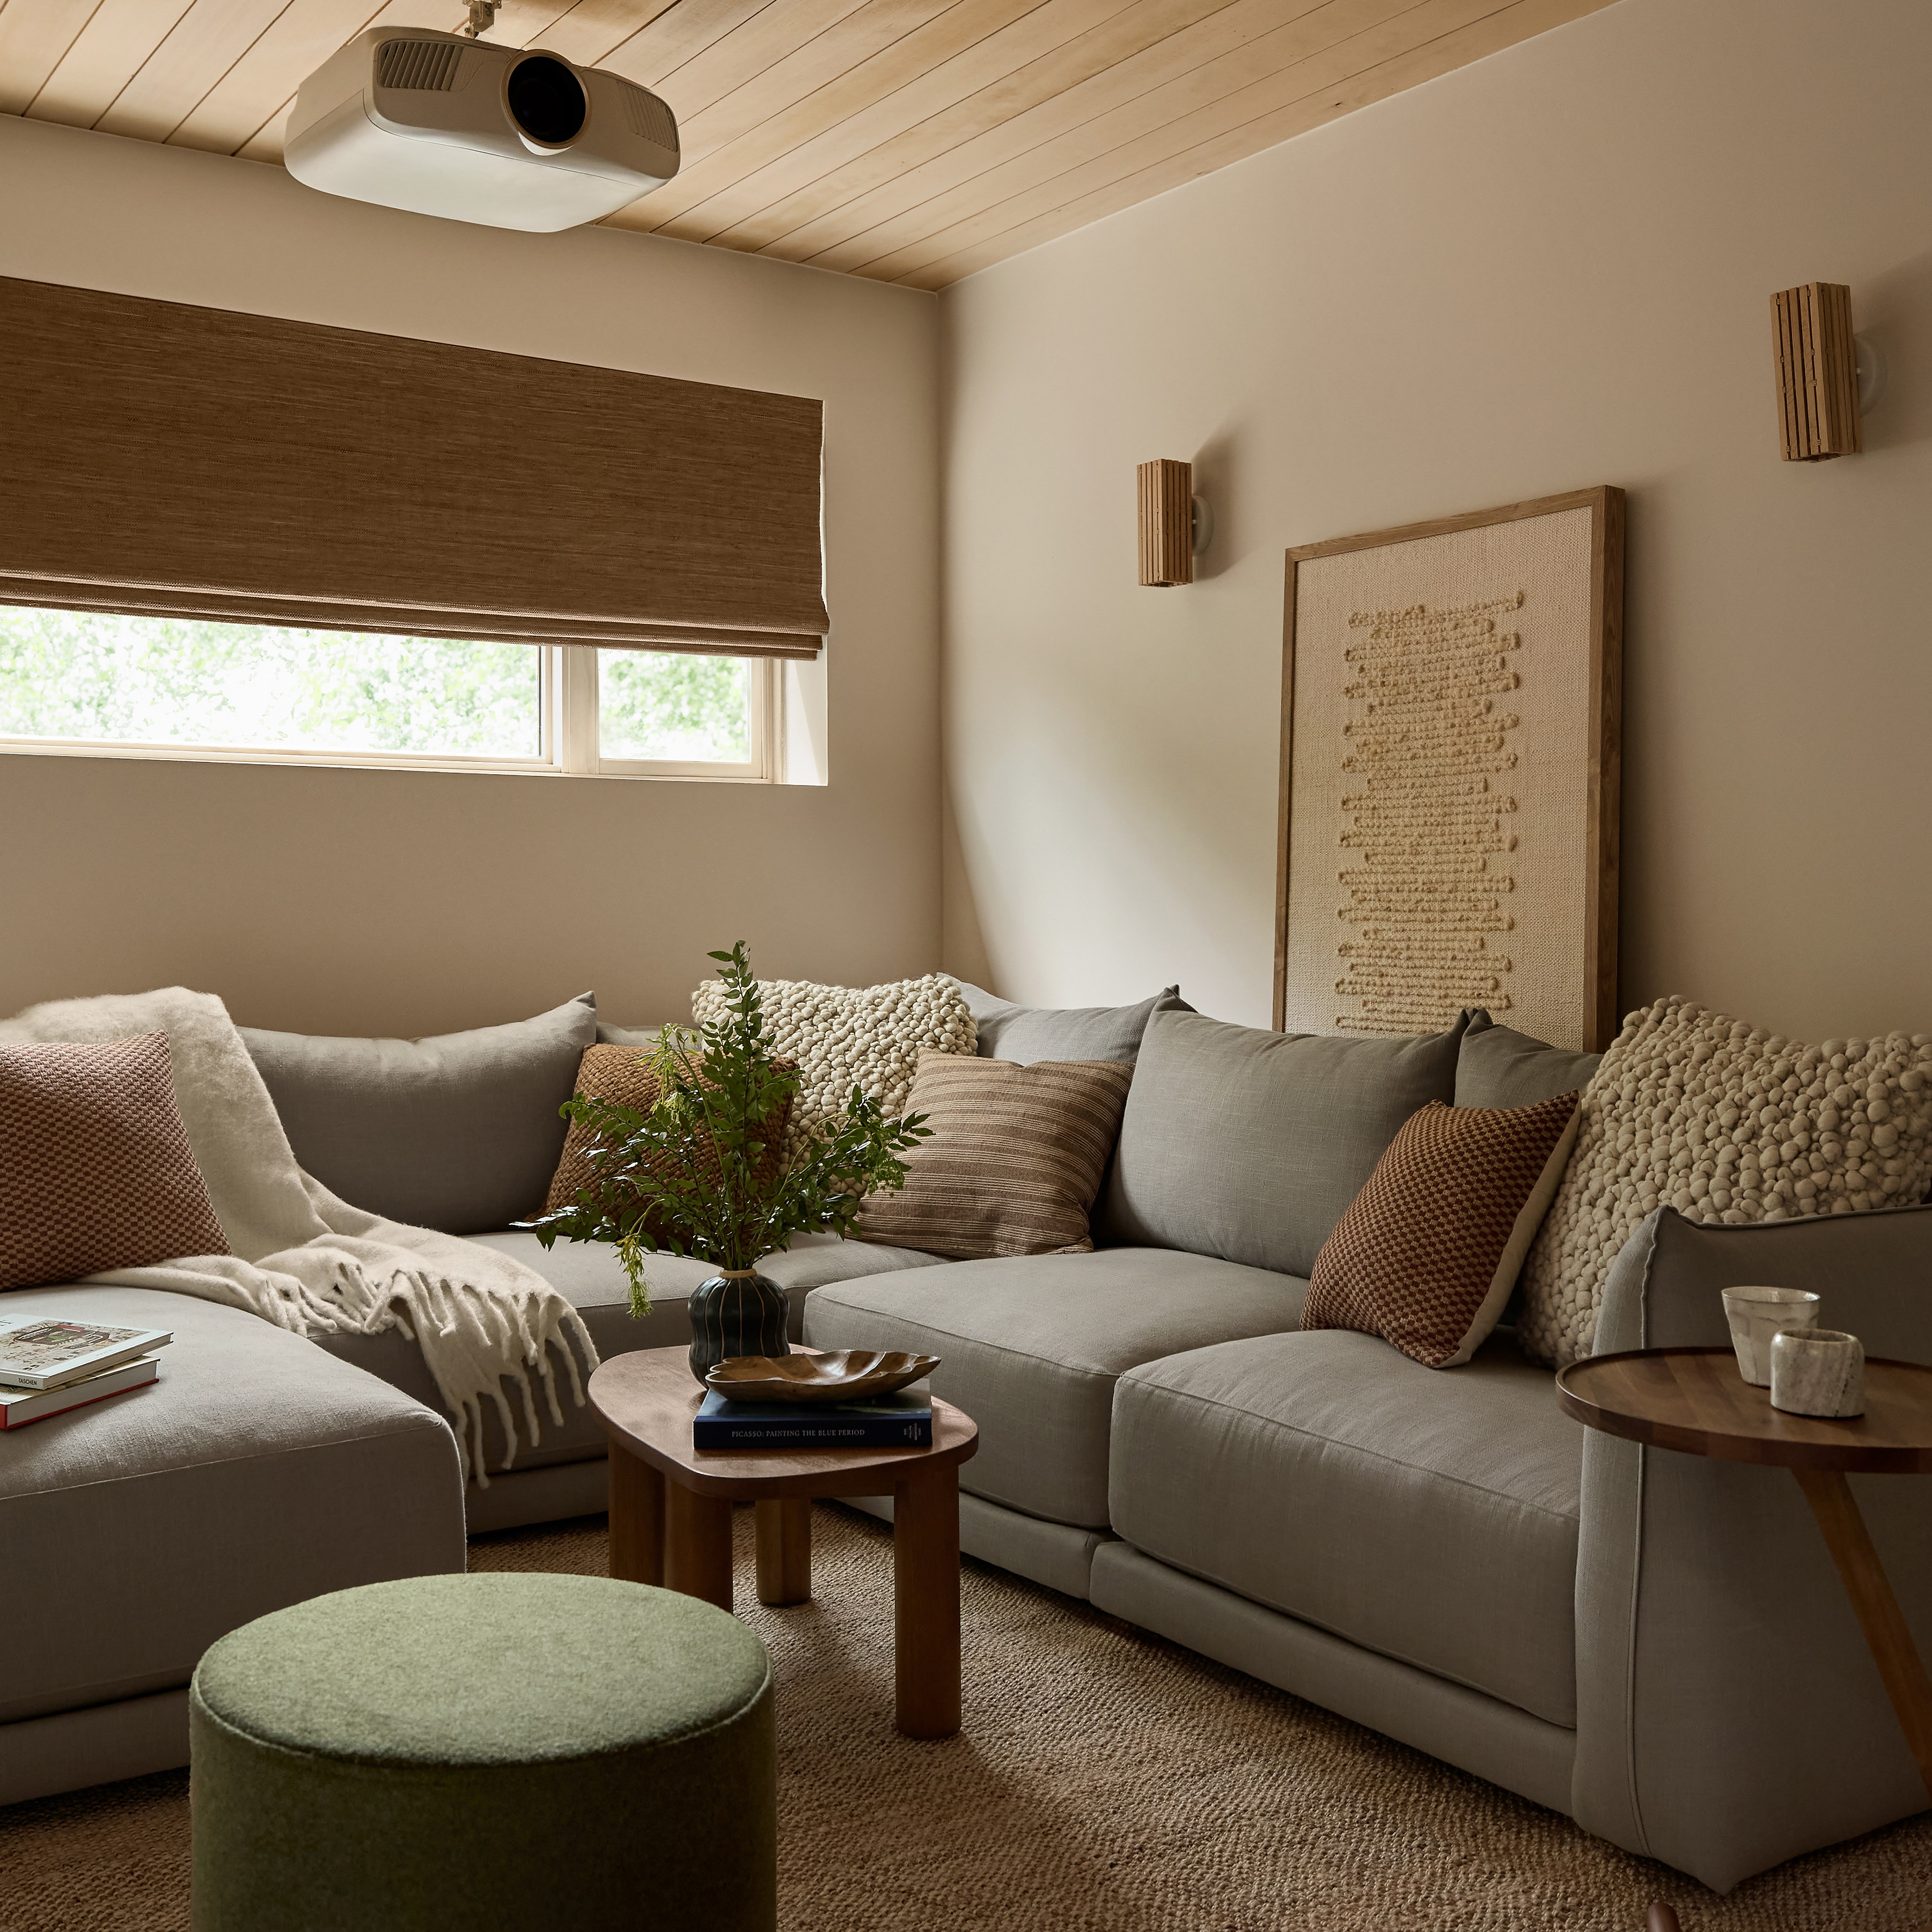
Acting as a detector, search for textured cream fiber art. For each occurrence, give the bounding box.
[1520,996,1932,1368]
[1285,508,1595,1050]
[9,1505,1926,1932]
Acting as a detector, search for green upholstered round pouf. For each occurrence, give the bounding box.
[189,1572,775,1931]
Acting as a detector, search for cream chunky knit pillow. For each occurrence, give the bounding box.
[1519,996,1932,1368]
[690,973,975,1164]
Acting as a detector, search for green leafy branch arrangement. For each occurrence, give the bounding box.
[524,943,932,1318]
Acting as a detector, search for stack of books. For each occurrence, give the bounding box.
[0,1317,173,1430]
[694,1385,932,1451]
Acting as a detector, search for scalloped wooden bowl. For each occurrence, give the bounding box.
[704,1350,941,1404]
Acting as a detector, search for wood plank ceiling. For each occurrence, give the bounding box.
[1,0,1619,287]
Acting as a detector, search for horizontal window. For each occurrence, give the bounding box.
[0,607,779,781]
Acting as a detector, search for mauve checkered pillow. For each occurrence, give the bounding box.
[1303,1094,1581,1369]
[0,1033,230,1292]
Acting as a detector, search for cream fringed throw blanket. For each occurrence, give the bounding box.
[0,987,598,1483]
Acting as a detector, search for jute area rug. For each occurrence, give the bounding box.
[3,1504,1927,1932]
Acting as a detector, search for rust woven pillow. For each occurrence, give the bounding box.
[855,1051,1135,1259]
[0,1033,230,1292]
[539,1044,792,1228]
[1302,1094,1581,1369]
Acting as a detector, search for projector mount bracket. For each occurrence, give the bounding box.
[458,0,501,37]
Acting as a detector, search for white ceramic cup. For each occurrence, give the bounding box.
[1721,1286,1822,1386]
[1770,1327,1865,1418]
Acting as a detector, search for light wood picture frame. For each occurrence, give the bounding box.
[1275,486,1624,1053]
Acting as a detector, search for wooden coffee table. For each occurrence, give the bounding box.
[1557,1346,1932,1802]
[587,1346,979,1739]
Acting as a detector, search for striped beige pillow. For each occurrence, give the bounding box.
[856,1052,1135,1259]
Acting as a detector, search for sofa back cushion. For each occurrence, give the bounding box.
[1100,1009,1468,1276]
[596,1022,667,1050]
[1456,1012,1603,1108]
[241,993,597,1236]
[952,980,1194,1064]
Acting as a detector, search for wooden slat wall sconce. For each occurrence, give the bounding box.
[1772,282,1862,461]
[1137,458,1210,586]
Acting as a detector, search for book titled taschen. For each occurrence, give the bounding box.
[0,1357,162,1430]
[0,1318,173,1391]
[694,1387,932,1451]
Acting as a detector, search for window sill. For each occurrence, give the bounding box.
[0,739,778,783]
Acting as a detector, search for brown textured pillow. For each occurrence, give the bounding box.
[856,1052,1135,1259]
[0,1033,230,1291]
[1302,1094,1581,1368]
[540,1044,791,1227]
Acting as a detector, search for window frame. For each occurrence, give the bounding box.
[561,645,778,783]
[0,630,783,784]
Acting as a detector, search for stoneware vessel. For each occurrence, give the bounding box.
[687,1269,790,1387]
[705,1349,941,1405]
[1721,1285,1822,1386]
[1769,1327,1866,1417]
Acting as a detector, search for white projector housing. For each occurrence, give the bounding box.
[285,29,678,232]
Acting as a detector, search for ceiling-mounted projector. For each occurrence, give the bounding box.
[285,27,678,232]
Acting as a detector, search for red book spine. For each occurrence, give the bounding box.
[0,1373,155,1429]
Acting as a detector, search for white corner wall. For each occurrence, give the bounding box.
[0,115,939,1035]
[939,0,1932,1042]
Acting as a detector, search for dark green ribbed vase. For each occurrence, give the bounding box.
[687,1269,791,1386]
[189,1573,775,1931]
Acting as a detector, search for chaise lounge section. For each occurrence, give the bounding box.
[0,1284,464,1807]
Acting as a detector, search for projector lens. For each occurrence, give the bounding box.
[507,55,586,145]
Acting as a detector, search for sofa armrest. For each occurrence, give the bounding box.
[1572,1205,1932,1890]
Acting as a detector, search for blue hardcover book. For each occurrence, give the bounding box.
[693,1386,933,1451]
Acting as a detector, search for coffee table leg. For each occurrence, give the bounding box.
[892,1465,961,1738]
[608,1444,664,1587]
[1792,1467,1932,1799]
[665,1484,734,1612]
[755,1498,812,1606]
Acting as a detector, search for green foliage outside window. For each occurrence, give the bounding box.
[0,607,541,756]
[0,607,755,765]
[598,649,750,762]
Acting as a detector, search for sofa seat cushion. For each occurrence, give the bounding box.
[802,1250,1307,1530]
[313,1232,949,1475]
[1110,1329,1581,1725]
[0,1284,464,1728]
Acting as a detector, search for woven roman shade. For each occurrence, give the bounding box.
[0,276,827,659]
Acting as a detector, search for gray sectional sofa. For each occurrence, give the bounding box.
[3,992,1927,1898]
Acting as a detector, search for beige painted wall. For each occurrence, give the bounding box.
[938,0,1932,1044]
[0,115,939,1036]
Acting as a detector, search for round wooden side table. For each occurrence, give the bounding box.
[1557,1345,1932,1803]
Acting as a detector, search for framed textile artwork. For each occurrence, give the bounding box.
[1275,487,1624,1053]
